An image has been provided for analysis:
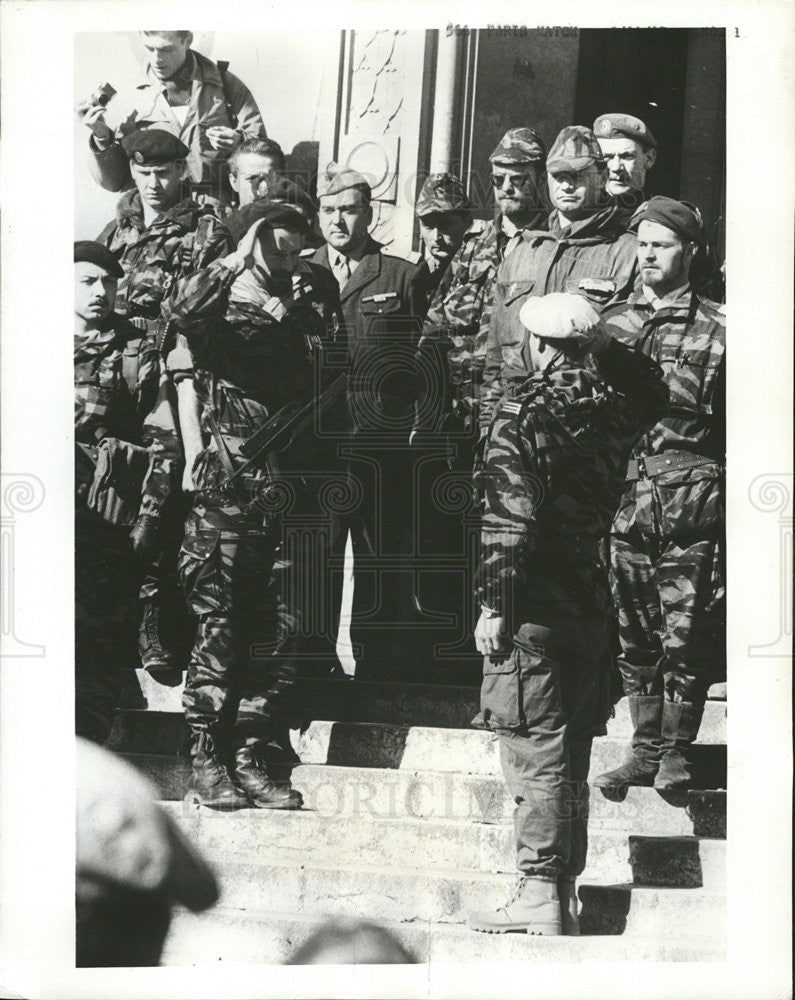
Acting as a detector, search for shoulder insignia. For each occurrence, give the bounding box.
[404,249,423,265]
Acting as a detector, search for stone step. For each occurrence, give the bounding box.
[129,755,727,837]
[161,802,725,888]
[134,672,727,740]
[170,851,724,927]
[162,900,725,965]
[109,716,727,789]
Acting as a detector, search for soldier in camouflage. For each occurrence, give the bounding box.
[411,172,473,318]
[97,128,231,683]
[467,293,667,935]
[74,241,171,743]
[594,197,726,795]
[480,125,639,441]
[419,128,548,446]
[162,201,342,811]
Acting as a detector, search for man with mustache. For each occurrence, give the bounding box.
[593,112,658,214]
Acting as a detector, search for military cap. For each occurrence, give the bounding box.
[490,127,546,164]
[316,162,372,201]
[74,240,124,278]
[121,127,190,165]
[547,125,606,173]
[593,112,658,150]
[630,196,704,244]
[415,172,471,217]
[76,738,218,912]
[225,198,311,246]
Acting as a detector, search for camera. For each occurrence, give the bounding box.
[90,83,117,108]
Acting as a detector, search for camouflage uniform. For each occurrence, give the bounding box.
[476,337,667,880]
[605,287,726,706]
[98,188,230,660]
[75,316,166,742]
[479,205,639,440]
[162,257,341,739]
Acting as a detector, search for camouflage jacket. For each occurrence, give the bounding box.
[74,316,172,518]
[479,206,638,438]
[418,213,547,438]
[475,342,668,617]
[97,190,230,467]
[163,260,344,524]
[604,287,726,537]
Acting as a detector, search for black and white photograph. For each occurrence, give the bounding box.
[0,3,792,999]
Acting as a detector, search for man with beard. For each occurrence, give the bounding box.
[594,197,726,794]
[479,125,638,438]
[74,241,172,742]
[162,202,342,810]
[97,127,230,685]
[411,172,473,318]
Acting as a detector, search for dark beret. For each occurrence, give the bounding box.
[121,128,190,165]
[224,199,311,247]
[594,113,658,150]
[266,177,318,217]
[630,196,704,244]
[74,240,124,278]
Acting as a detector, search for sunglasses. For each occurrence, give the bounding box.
[490,173,536,189]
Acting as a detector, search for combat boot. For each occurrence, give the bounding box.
[593,695,663,793]
[186,732,251,810]
[234,741,303,810]
[558,877,580,935]
[138,601,182,685]
[655,700,704,791]
[468,877,562,935]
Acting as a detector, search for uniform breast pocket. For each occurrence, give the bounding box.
[659,346,716,412]
[128,257,171,311]
[501,280,536,308]
[564,273,618,307]
[653,464,724,535]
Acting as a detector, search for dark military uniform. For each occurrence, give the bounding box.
[98,186,230,670]
[309,237,423,678]
[475,327,667,886]
[605,287,726,709]
[75,314,168,742]
[162,255,341,741]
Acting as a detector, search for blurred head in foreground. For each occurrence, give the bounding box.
[286,918,415,965]
[76,737,218,967]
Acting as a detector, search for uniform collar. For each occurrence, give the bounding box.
[642,281,692,313]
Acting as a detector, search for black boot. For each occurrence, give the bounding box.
[594,695,663,794]
[234,741,303,810]
[186,732,251,810]
[558,877,580,936]
[138,601,182,685]
[655,700,704,791]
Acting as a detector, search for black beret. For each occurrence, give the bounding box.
[121,128,190,165]
[224,199,310,247]
[74,241,124,278]
[630,196,704,244]
[266,177,318,217]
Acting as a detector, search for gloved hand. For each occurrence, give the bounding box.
[129,514,160,557]
[519,292,613,355]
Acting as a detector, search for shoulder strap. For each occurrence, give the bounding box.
[121,336,144,394]
[216,60,238,129]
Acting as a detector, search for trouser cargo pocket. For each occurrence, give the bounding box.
[481,651,522,731]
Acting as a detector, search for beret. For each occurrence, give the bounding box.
[121,127,190,165]
[225,199,311,246]
[490,127,546,164]
[415,172,471,217]
[593,113,658,150]
[519,292,602,339]
[266,176,318,216]
[547,126,606,173]
[76,738,218,912]
[74,240,124,278]
[316,161,372,200]
[630,196,704,244]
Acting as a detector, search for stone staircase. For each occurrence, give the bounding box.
[111,675,727,964]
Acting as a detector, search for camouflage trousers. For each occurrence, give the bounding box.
[609,527,726,705]
[480,563,613,879]
[75,508,141,743]
[178,504,298,739]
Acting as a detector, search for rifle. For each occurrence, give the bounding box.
[217,373,348,497]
